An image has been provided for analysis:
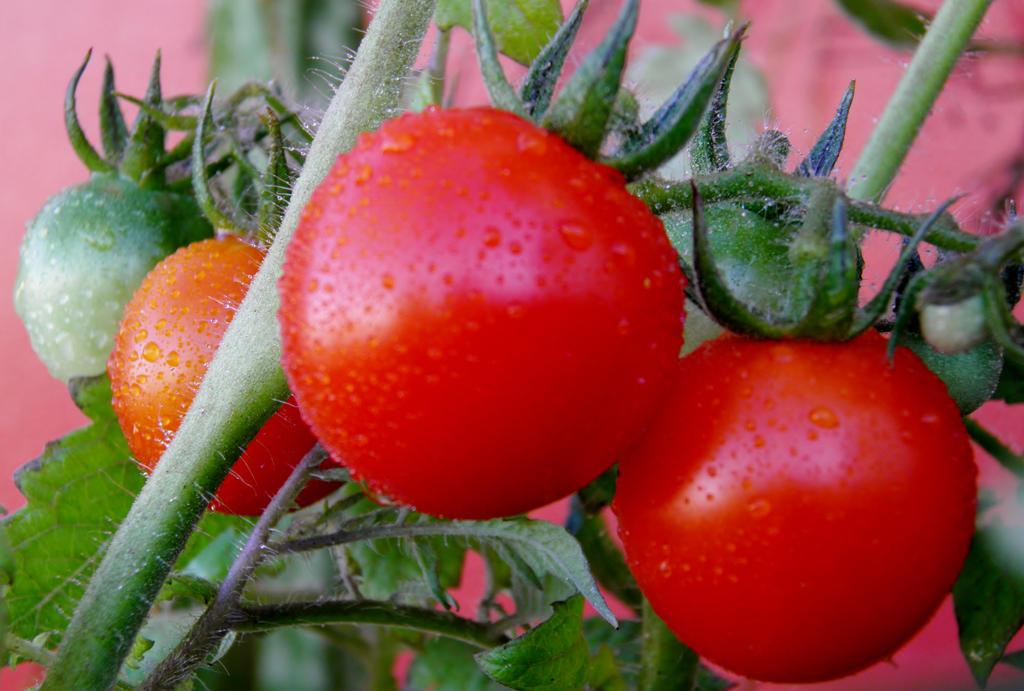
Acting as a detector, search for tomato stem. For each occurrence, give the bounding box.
[964,418,1024,478]
[847,0,994,202]
[232,600,507,650]
[630,166,980,251]
[639,599,700,691]
[138,445,327,691]
[40,3,437,690]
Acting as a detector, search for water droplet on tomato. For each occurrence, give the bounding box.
[516,131,548,154]
[142,342,162,362]
[380,132,415,152]
[558,222,593,251]
[166,351,179,367]
[381,274,395,289]
[134,328,148,344]
[809,406,840,428]
[747,498,771,518]
[355,165,373,184]
[771,344,796,363]
[611,242,636,266]
[483,227,501,247]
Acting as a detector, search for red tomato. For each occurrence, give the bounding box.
[109,236,337,515]
[279,106,685,519]
[614,331,977,683]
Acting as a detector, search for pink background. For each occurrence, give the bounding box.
[2,1,1024,689]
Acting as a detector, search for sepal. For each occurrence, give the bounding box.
[604,28,743,180]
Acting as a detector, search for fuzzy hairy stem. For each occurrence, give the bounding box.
[638,599,699,691]
[630,168,980,251]
[231,600,507,650]
[138,446,327,690]
[41,3,436,690]
[847,0,994,202]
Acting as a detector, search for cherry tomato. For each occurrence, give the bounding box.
[14,174,212,383]
[614,331,977,683]
[109,236,337,515]
[279,107,685,519]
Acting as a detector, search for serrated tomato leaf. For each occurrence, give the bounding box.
[1,375,250,658]
[436,0,563,65]
[476,596,589,690]
[1,375,145,652]
[408,637,505,691]
[953,523,1024,687]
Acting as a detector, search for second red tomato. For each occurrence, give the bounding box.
[279,107,686,519]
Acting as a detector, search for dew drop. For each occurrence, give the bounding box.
[142,342,162,363]
[516,131,548,154]
[558,222,593,251]
[166,351,179,367]
[134,328,148,344]
[380,132,415,152]
[483,227,501,247]
[381,274,395,289]
[611,242,636,265]
[748,498,771,518]
[355,165,373,184]
[809,406,840,429]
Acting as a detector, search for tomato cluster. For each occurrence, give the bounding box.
[93,104,977,683]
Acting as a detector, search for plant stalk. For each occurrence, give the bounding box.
[40,3,436,689]
[847,0,993,202]
[638,599,699,691]
[138,446,327,690]
[231,600,507,650]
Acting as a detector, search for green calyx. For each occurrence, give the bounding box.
[627,45,1014,345]
[66,50,171,188]
[190,82,304,243]
[470,0,743,180]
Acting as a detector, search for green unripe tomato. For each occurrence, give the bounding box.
[14,174,212,382]
[918,294,988,355]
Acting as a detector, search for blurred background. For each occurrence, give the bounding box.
[2,0,1024,688]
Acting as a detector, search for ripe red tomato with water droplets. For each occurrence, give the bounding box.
[614,330,977,683]
[108,236,338,515]
[279,106,685,519]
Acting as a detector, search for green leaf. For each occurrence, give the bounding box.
[1,375,145,655]
[408,638,505,691]
[476,596,590,691]
[953,523,1024,687]
[0,375,249,661]
[436,0,563,65]
[832,0,928,50]
[587,646,627,691]
[346,524,467,605]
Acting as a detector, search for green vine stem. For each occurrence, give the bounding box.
[40,3,437,689]
[231,600,508,650]
[846,0,994,202]
[638,599,699,691]
[629,167,980,252]
[138,446,327,691]
[965,418,1024,477]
